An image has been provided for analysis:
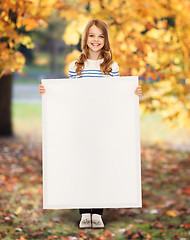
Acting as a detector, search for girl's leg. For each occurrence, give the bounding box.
[79,209,92,215]
[79,209,92,228]
[91,209,105,228]
[91,208,103,215]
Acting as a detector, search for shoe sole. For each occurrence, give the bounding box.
[92,223,105,229]
[79,226,92,229]
[78,226,104,229]
[92,225,105,228]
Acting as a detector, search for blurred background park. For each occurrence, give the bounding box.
[0,0,190,239]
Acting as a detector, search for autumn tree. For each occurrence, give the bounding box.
[0,0,61,136]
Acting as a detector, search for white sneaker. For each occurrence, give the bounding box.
[92,214,105,228]
[79,214,91,228]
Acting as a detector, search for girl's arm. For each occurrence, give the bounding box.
[134,85,142,97]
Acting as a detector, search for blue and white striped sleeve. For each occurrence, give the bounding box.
[68,61,77,78]
[110,61,120,77]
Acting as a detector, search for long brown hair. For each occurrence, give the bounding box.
[75,19,114,76]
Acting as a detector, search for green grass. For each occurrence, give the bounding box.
[140,111,190,147]
[12,103,42,118]
[12,102,42,141]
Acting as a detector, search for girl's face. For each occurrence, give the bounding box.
[87,25,105,54]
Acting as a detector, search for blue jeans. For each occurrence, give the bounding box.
[79,208,103,215]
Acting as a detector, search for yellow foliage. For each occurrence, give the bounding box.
[0,0,55,76]
[146,28,165,40]
[116,31,126,42]
[20,36,34,49]
[120,43,127,51]
[62,15,91,45]
[23,18,39,31]
[145,51,158,65]
[163,31,172,43]
[166,210,177,217]
[63,22,80,45]
[15,52,25,65]
[64,49,81,76]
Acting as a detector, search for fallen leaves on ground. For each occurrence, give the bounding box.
[0,137,189,239]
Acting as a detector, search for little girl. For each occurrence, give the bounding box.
[39,18,142,229]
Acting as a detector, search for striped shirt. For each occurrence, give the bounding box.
[69,58,119,78]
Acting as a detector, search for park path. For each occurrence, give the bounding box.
[12,84,41,103]
[12,72,66,103]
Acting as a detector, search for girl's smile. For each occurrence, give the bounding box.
[91,43,100,46]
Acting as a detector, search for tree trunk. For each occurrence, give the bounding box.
[0,73,13,136]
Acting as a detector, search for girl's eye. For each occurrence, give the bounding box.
[89,35,104,38]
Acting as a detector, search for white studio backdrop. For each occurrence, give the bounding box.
[42,76,142,209]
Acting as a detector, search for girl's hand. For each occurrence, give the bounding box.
[39,82,46,96]
[134,85,142,97]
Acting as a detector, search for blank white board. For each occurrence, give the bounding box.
[42,76,142,209]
